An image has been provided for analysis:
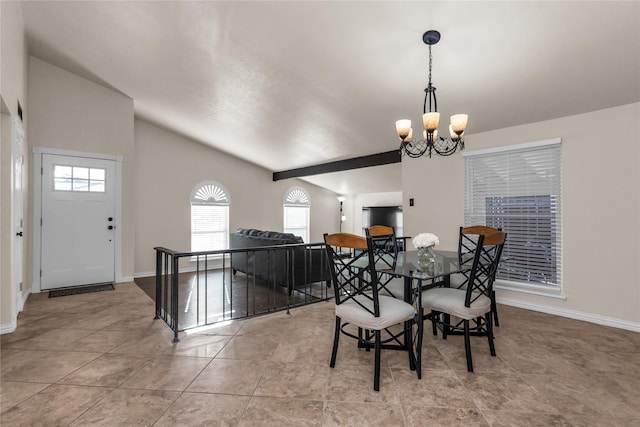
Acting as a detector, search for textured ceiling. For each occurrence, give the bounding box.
[20,1,640,194]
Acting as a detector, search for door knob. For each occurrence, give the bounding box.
[16,231,23,237]
[108,225,114,230]
[108,217,113,222]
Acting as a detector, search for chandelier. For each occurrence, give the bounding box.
[395,30,468,158]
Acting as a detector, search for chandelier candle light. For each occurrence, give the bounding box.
[396,30,468,158]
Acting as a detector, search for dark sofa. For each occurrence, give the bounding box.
[229,228,330,294]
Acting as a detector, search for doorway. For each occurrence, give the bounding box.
[12,117,25,306]
[33,149,122,291]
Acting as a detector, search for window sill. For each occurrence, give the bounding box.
[494,280,566,300]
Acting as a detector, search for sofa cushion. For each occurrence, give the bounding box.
[234,228,302,244]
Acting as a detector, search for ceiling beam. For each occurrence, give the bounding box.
[273,150,401,181]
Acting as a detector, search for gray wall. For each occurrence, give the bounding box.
[133,118,338,275]
[25,56,338,283]
[402,103,640,328]
[28,57,136,282]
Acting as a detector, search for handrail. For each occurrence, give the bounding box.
[153,242,331,342]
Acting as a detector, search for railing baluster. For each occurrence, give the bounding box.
[153,243,331,341]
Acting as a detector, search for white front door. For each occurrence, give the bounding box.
[40,154,116,289]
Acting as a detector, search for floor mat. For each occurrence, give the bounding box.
[48,282,115,298]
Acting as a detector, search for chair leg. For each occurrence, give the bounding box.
[406,319,415,372]
[464,319,473,372]
[415,315,423,380]
[491,290,500,327]
[330,317,340,368]
[431,311,438,336]
[442,313,450,340]
[486,312,496,356]
[374,330,381,391]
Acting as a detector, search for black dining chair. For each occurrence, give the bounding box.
[452,226,503,326]
[324,232,419,391]
[365,225,405,300]
[422,230,506,372]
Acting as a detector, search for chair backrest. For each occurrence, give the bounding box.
[367,225,394,237]
[365,226,403,298]
[365,225,398,271]
[458,225,502,265]
[463,230,507,307]
[324,232,383,317]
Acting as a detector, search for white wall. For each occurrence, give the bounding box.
[133,119,338,275]
[27,57,136,282]
[402,103,640,329]
[0,0,28,332]
[346,192,403,236]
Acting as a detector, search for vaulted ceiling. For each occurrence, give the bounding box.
[20,1,640,194]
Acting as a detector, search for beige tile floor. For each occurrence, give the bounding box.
[1,282,639,426]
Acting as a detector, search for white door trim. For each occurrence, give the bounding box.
[32,147,123,293]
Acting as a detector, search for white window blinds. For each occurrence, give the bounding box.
[190,182,230,252]
[191,205,229,252]
[284,205,310,243]
[464,139,562,288]
[283,187,310,243]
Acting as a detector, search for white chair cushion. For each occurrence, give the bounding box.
[448,272,468,289]
[336,294,415,330]
[379,277,405,299]
[348,254,395,270]
[422,288,491,320]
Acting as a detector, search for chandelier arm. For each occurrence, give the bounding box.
[423,90,428,115]
[424,85,437,114]
[431,137,465,156]
[399,139,429,158]
[399,136,464,158]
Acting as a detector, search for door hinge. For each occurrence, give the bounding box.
[40,269,42,277]
[19,282,23,291]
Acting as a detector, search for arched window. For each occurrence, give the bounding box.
[283,187,310,243]
[190,181,230,252]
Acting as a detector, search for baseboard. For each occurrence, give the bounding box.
[117,276,134,283]
[17,288,31,312]
[497,297,640,333]
[0,319,17,334]
[5,289,32,334]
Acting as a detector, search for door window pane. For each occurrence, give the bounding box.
[54,165,106,193]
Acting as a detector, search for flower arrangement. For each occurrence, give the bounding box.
[413,232,440,249]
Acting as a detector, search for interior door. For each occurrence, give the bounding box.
[40,154,116,289]
[13,117,25,302]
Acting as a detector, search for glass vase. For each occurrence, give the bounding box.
[416,246,436,274]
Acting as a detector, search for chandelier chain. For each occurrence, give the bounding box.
[428,44,433,87]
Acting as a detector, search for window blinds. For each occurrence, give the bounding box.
[191,205,229,252]
[284,205,309,243]
[464,139,562,287]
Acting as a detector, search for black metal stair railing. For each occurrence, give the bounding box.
[153,243,331,342]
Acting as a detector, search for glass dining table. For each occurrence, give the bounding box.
[346,248,471,376]
[347,248,470,302]
[391,249,470,299]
